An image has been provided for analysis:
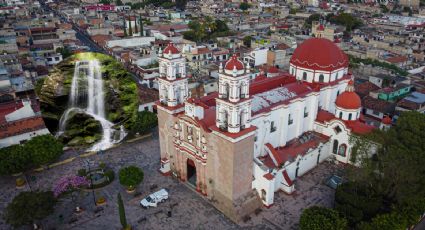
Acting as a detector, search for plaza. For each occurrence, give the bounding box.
[0,131,341,230]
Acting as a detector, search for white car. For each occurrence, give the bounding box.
[140,189,169,208]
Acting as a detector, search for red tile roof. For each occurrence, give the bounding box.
[0,116,46,139]
[263,173,274,180]
[263,131,330,167]
[316,110,375,135]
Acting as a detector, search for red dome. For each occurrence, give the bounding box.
[382,116,392,125]
[290,38,348,71]
[225,54,244,71]
[163,42,179,54]
[335,80,361,109]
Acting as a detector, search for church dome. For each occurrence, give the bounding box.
[163,42,180,54]
[225,54,244,71]
[290,38,348,71]
[335,80,361,110]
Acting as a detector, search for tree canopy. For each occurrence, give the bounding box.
[0,134,63,175]
[119,166,144,188]
[340,111,425,229]
[299,206,347,230]
[183,17,232,42]
[239,2,251,11]
[5,191,56,228]
[326,13,363,31]
[132,110,157,134]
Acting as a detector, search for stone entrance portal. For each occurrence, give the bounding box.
[187,159,197,187]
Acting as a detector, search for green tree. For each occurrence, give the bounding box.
[133,111,158,134]
[243,36,252,47]
[117,193,128,229]
[175,0,187,10]
[328,13,363,32]
[119,166,144,189]
[350,111,425,206]
[24,134,63,166]
[5,191,56,228]
[0,145,31,175]
[305,13,321,27]
[299,206,347,230]
[335,181,384,226]
[56,47,72,59]
[239,2,251,11]
[99,0,111,4]
[115,0,123,5]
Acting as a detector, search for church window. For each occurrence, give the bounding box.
[348,113,352,120]
[270,121,277,133]
[336,72,339,79]
[288,114,293,125]
[304,107,308,117]
[291,68,295,76]
[332,140,339,154]
[339,112,343,119]
[261,189,266,201]
[302,72,307,81]
[334,126,342,134]
[337,90,340,96]
[338,144,347,157]
[319,74,324,82]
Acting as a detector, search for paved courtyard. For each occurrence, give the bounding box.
[0,132,342,230]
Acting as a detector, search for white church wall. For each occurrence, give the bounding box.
[0,128,50,148]
[315,120,352,164]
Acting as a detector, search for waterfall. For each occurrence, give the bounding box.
[57,59,126,151]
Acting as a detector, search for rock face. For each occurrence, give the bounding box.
[58,112,102,146]
[37,52,138,147]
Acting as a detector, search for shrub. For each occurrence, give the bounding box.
[77,168,87,177]
[119,166,144,189]
[299,206,347,230]
[5,191,56,228]
[117,193,128,229]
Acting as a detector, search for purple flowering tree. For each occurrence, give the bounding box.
[53,175,89,198]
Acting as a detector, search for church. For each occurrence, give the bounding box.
[156,38,379,222]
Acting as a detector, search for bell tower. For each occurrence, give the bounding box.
[158,42,188,109]
[215,54,252,133]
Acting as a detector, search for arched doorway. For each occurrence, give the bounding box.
[187,159,197,187]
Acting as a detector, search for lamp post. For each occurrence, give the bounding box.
[83,159,97,207]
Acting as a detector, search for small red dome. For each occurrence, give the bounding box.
[290,38,348,71]
[335,80,361,109]
[225,54,244,71]
[163,42,179,54]
[382,116,392,125]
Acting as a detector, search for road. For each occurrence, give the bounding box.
[40,0,142,83]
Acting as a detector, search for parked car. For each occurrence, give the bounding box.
[326,175,343,189]
[140,189,169,208]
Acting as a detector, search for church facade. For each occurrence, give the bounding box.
[156,38,377,222]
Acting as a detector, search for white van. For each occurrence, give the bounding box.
[140,189,169,208]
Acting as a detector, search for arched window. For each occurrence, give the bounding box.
[348,113,352,120]
[339,112,342,119]
[291,68,295,76]
[336,72,339,79]
[303,72,307,81]
[332,140,339,154]
[337,90,340,96]
[261,189,266,201]
[338,144,347,157]
[319,74,324,82]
